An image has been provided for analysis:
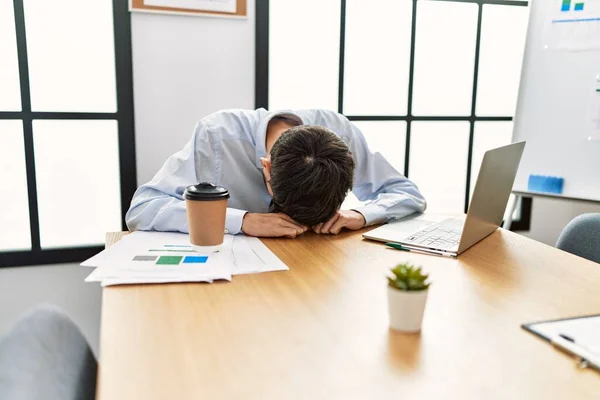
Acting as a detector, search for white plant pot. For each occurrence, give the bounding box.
[387,286,429,333]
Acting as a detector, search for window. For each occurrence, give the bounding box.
[256,0,529,214]
[0,0,135,267]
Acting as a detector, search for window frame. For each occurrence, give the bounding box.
[0,0,136,267]
[255,0,529,215]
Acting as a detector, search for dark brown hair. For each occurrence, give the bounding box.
[270,125,355,226]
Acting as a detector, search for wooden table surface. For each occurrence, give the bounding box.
[98,229,600,399]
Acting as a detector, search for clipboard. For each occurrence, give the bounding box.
[522,314,600,371]
[522,314,600,342]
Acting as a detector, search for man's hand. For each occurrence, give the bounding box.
[313,210,366,235]
[242,213,308,238]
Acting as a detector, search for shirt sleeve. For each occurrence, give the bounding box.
[125,123,248,235]
[330,113,427,226]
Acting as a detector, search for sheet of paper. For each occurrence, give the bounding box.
[100,276,213,287]
[86,268,216,285]
[81,231,288,285]
[84,232,234,272]
[528,316,600,354]
[83,232,232,283]
[85,265,231,282]
[144,0,236,13]
[545,0,600,51]
[230,234,288,274]
[82,231,199,267]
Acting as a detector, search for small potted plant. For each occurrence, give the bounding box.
[387,263,430,333]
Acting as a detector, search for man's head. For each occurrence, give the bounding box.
[260,125,355,226]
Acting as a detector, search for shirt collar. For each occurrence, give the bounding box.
[254,109,304,169]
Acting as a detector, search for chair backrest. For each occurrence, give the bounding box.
[556,213,600,264]
[0,305,97,400]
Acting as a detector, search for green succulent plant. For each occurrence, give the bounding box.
[388,263,430,291]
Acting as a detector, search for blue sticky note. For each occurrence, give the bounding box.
[183,256,208,264]
[528,174,564,194]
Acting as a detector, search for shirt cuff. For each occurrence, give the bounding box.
[352,204,387,226]
[226,208,248,235]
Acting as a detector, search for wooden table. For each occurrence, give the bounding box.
[98,229,600,399]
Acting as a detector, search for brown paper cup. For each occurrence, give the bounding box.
[184,183,229,252]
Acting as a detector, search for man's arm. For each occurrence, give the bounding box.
[126,121,308,237]
[345,119,426,225]
[312,111,426,232]
[241,213,307,238]
[125,124,248,234]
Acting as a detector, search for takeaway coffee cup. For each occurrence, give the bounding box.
[184,183,230,252]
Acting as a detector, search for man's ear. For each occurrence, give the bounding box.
[260,157,274,196]
[260,157,272,182]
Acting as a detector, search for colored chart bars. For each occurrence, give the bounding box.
[562,0,585,12]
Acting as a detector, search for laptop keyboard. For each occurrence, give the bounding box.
[402,218,465,251]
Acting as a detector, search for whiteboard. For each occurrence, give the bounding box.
[513,0,600,201]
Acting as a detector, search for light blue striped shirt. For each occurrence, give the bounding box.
[126,109,426,234]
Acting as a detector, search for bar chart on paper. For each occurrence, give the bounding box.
[104,241,214,267]
[561,0,586,12]
[135,254,209,265]
[547,0,600,50]
[80,231,289,286]
[81,233,234,285]
[132,243,209,265]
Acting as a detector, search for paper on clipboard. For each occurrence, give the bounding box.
[523,314,600,356]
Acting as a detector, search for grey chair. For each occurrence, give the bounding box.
[0,305,97,400]
[556,213,600,263]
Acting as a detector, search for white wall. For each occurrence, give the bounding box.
[131,3,256,184]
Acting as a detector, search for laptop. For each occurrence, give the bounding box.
[363,141,526,256]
